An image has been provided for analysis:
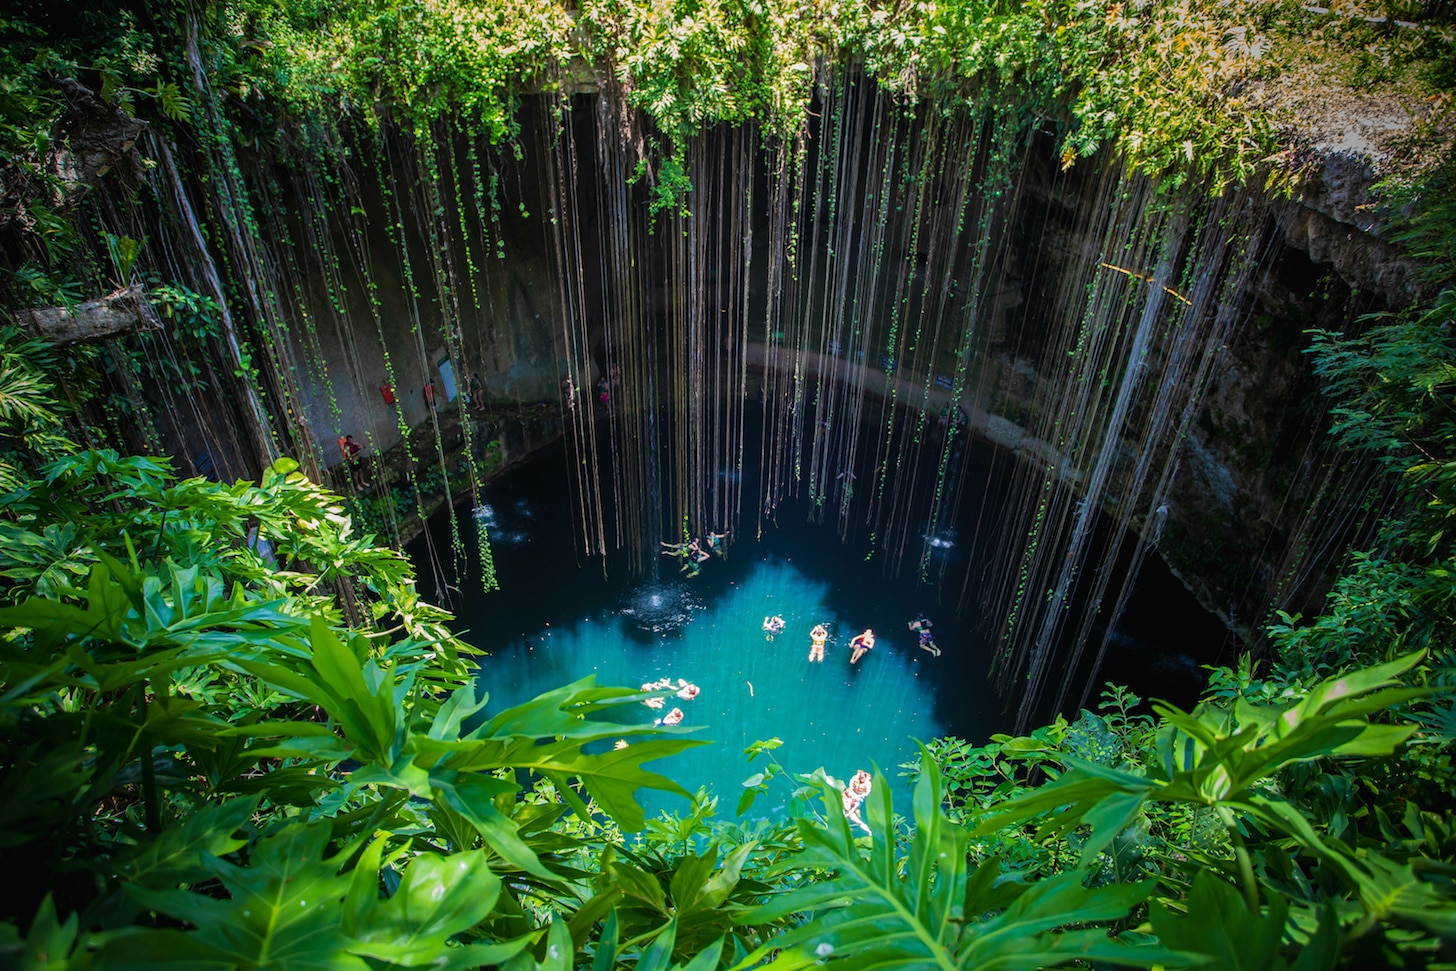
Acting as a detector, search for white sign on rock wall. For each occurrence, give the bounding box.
[433,348,458,401]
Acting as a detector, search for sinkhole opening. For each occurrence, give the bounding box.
[410,414,1229,818]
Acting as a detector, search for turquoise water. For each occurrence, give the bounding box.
[415,428,1227,823]
[473,555,947,817]
[417,437,992,822]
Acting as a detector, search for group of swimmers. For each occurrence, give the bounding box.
[638,676,700,728]
[759,616,940,662]
[660,531,729,577]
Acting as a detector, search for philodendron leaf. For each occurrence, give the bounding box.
[431,772,554,879]
[974,653,1428,875]
[444,677,705,831]
[123,821,367,970]
[344,840,502,965]
[736,746,1178,970]
[114,795,260,888]
[1150,870,1292,971]
[502,917,573,971]
[6,895,88,971]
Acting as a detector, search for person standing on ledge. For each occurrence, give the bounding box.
[338,434,366,491]
[423,377,438,413]
[849,629,875,664]
[468,372,487,413]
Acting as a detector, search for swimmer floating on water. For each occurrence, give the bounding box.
[655,707,684,727]
[640,683,668,709]
[908,614,940,656]
[841,769,874,834]
[808,623,829,662]
[763,614,786,639]
[849,629,876,664]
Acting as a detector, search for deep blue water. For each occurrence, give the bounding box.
[415,447,986,818]
[408,429,1229,822]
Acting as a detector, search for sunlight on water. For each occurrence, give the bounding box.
[475,558,946,818]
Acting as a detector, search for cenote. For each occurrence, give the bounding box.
[9,1,1454,963]
[411,405,1229,817]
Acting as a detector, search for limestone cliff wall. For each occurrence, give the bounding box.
[252,104,1409,648]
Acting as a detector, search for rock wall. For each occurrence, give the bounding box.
[255,103,1409,648]
[987,147,1414,644]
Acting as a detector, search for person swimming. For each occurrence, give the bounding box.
[841,769,874,834]
[849,629,876,664]
[808,623,829,662]
[908,614,940,656]
[763,614,786,638]
[675,679,700,700]
[655,707,685,727]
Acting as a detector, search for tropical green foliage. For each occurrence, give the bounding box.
[0,451,731,968]
[0,339,1453,967]
[2,0,1450,222]
[890,654,1455,969]
[739,750,1188,970]
[1,3,1455,968]
[0,324,77,491]
[233,0,1310,186]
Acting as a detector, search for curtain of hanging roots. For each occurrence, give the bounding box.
[103,72,1411,726]
[542,96,609,566]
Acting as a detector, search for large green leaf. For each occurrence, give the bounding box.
[428,677,705,831]
[113,796,260,889]
[124,822,367,971]
[344,839,510,967]
[0,896,89,971]
[1150,870,1338,971]
[738,748,1177,970]
[976,654,1426,858]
